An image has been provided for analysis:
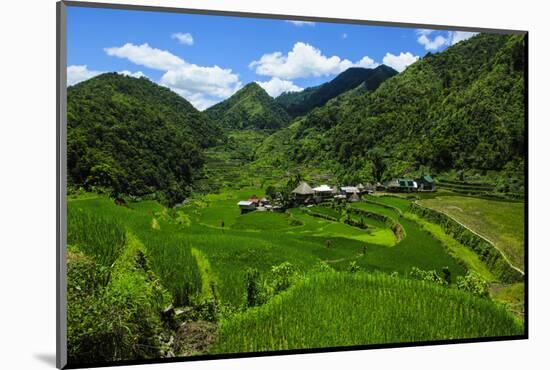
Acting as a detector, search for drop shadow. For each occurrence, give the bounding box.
[34,353,57,367]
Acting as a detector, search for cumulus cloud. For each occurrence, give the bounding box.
[256,78,303,97]
[118,70,147,79]
[382,52,419,72]
[449,31,478,45]
[250,42,378,79]
[67,65,103,86]
[416,29,478,51]
[104,42,242,110]
[418,34,447,50]
[172,32,194,45]
[286,20,315,26]
[67,65,150,86]
[105,43,184,71]
[356,56,379,69]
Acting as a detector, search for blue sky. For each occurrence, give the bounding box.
[67,6,477,110]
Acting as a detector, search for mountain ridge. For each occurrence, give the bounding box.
[205,82,291,130]
[275,65,398,118]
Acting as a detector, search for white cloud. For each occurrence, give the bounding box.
[417,33,448,51]
[172,32,194,46]
[341,33,348,39]
[105,43,185,71]
[286,20,315,26]
[382,52,419,72]
[449,31,477,45]
[416,29,478,51]
[67,65,103,86]
[356,56,379,69]
[118,70,147,79]
[104,42,242,110]
[160,65,241,99]
[250,42,378,79]
[256,78,303,97]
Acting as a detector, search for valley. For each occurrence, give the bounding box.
[65,32,526,366]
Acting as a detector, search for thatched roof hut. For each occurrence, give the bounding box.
[292,182,314,195]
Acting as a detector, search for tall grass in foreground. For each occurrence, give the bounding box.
[213,272,523,353]
[68,208,126,267]
[139,231,202,306]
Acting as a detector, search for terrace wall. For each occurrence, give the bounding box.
[409,203,523,283]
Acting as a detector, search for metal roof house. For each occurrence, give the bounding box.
[416,175,436,191]
[387,178,418,192]
[238,200,257,213]
[341,186,360,194]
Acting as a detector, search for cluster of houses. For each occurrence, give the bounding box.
[291,182,366,206]
[237,195,283,213]
[237,175,436,212]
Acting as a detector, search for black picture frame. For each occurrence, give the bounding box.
[57,1,529,368]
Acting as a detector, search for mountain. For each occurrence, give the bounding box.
[67,73,221,204]
[256,34,525,189]
[205,82,291,130]
[275,65,398,118]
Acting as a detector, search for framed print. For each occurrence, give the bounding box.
[57,1,528,368]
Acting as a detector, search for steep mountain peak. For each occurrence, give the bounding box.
[205,81,290,130]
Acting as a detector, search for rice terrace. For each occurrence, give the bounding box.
[64,7,526,367]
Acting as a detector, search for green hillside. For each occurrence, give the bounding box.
[276,65,397,117]
[258,34,525,188]
[205,82,291,130]
[67,73,220,205]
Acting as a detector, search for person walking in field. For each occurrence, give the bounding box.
[325,239,331,249]
[221,219,225,232]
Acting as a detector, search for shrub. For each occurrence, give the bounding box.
[409,266,446,285]
[245,268,263,307]
[456,272,489,297]
[269,262,296,294]
[348,261,361,273]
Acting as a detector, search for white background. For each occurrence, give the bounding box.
[0,0,548,369]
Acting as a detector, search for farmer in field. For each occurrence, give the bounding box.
[362,245,368,255]
[221,219,225,232]
[325,239,331,249]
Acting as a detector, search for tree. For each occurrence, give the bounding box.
[368,148,387,182]
[265,185,278,201]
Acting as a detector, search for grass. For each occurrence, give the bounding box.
[404,212,496,282]
[69,190,468,307]
[417,196,525,270]
[68,207,126,268]
[213,272,523,353]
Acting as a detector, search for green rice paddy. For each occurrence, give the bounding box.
[68,186,525,354]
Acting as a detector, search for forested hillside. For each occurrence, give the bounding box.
[205,82,291,130]
[276,65,397,118]
[257,34,525,189]
[67,73,221,204]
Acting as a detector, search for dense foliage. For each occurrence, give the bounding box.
[67,73,220,205]
[258,34,526,187]
[205,82,291,130]
[276,65,397,117]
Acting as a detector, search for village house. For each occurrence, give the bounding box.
[237,200,256,213]
[386,178,418,192]
[313,184,333,202]
[291,182,315,205]
[416,175,436,191]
